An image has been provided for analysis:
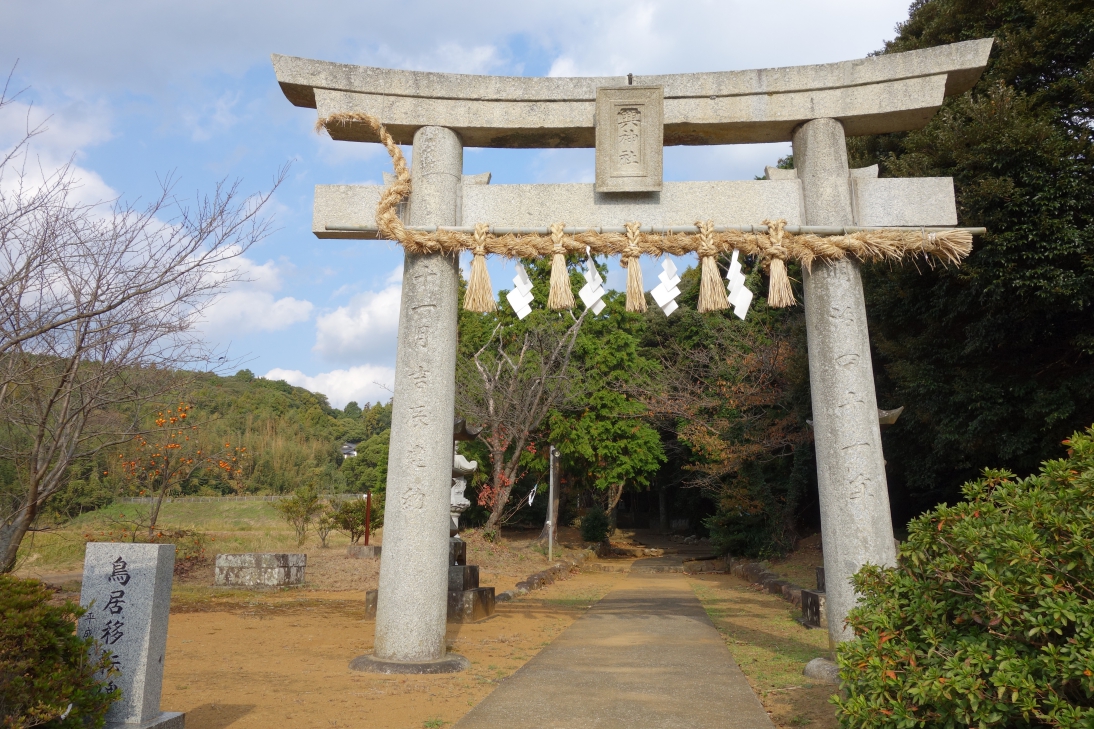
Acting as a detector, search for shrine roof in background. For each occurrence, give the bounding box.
[271,39,992,148]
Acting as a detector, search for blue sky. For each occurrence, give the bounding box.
[1,0,912,407]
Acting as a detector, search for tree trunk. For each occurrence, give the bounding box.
[483,451,512,530]
[658,486,669,533]
[607,483,625,512]
[0,506,34,573]
[148,480,169,539]
[606,483,624,534]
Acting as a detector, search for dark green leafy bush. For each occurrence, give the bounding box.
[580,506,611,544]
[0,577,118,728]
[835,428,1094,727]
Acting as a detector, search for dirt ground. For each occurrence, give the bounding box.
[160,571,624,729]
[22,509,840,729]
[159,569,839,729]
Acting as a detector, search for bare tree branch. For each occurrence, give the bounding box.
[456,309,588,530]
[0,92,287,570]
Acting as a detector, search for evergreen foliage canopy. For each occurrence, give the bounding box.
[849,0,1094,512]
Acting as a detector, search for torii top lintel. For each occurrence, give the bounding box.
[272,38,991,148]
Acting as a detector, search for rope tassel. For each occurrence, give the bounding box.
[547,223,575,310]
[696,221,729,313]
[766,258,795,308]
[762,219,796,308]
[623,222,647,313]
[464,224,496,313]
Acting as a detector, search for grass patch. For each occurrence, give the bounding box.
[689,578,829,689]
[689,575,839,729]
[540,591,600,609]
[15,500,330,575]
[169,584,366,617]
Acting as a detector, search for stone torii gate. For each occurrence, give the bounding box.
[272,38,991,670]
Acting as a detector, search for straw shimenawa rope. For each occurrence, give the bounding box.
[317,112,975,313]
[696,220,729,313]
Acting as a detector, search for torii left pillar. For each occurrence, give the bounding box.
[350,126,468,673]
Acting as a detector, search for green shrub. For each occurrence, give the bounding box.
[580,506,611,544]
[274,486,322,546]
[331,496,382,545]
[0,576,118,729]
[315,505,335,548]
[835,427,1094,728]
[83,527,207,577]
[707,511,769,559]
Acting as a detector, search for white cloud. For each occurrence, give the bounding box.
[183,90,241,142]
[264,365,395,409]
[2,1,912,99]
[198,254,314,338]
[531,148,595,184]
[0,97,116,206]
[313,282,401,366]
[665,143,793,182]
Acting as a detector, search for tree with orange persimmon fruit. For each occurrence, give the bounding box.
[119,403,248,538]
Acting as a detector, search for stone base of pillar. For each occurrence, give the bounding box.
[364,540,497,624]
[349,653,470,675]
[803,657,840,685]
[107,712,185,729]
[346,544,382,559]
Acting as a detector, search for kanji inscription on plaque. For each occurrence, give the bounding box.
[595,85,663,193]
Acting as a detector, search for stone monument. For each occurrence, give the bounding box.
[79,543,183,729]
[213,553,306,587]
[273,37,992,653]
[449,417,480,538]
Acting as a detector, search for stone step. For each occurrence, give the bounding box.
[449,565,479,591]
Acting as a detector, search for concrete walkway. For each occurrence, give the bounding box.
[454,572,774,729]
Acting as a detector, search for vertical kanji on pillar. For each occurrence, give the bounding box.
[794,118,897,646]
[372,126,464,668]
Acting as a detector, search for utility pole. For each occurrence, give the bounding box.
[547,445,558,562]
[364,491,372,546]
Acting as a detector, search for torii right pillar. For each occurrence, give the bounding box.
[795,118,897,647]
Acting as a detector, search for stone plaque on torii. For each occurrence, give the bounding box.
[272,38,992,669]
